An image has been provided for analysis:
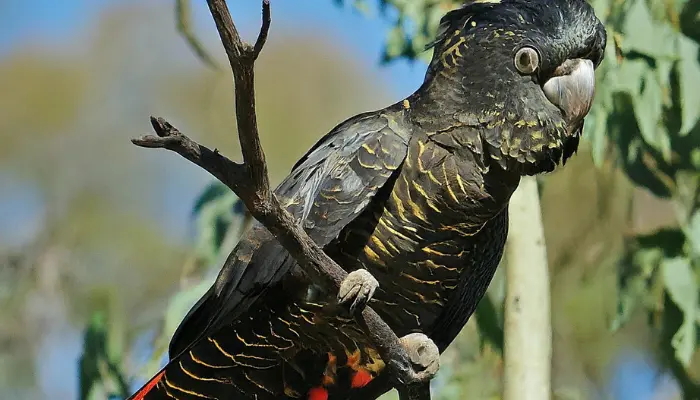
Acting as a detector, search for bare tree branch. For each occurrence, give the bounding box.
[133,1,436,398]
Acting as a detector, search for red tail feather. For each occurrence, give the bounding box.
[130,370,165,400]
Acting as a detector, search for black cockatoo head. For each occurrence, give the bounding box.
[421,0,607,174]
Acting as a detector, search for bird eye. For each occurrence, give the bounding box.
[514,46,539,74]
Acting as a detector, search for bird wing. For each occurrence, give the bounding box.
[167,110,411,358]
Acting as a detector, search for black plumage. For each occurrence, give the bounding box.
[130,1,606,399]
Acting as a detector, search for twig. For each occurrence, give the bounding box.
[175,0,218,69]
[132,1,434,398]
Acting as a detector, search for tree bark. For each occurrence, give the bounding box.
[503,176,552,400]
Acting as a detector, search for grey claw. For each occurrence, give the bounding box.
[399,333,440,381]
[337,269,379,314]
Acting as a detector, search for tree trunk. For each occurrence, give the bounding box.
[503,176,552,400]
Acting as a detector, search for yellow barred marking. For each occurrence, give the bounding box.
[179,361,228,383]
[442,163,459,203]
[236,353,276,362]
[455,174,468,195]
[244,371,277,395]
[270,320,298,344]
[285,387,302,398]
[416,141,427,172]
[440,224,474,236]
[413,291,445,306]
[234,332,279,348]
[164,375,215,398]
[400,272,440,285]
[427,170,443,186]
[385,239,400,254]
[364,246,386,266]
[411,181,441,213]
[361,143,376,155]
[423,259,458,273]
[391,190,410,222]
[371,236,392,256]
[300,313,315,324]
[357,157,382,170]
[189,350,231,369]
[378,218,418,244]
[422,246,450,257]
[403,176,429,223]
[210,338,276,369]
[404,225,420,235]
[156,379,178,399]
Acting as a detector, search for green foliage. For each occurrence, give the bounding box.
[79,312,130,400]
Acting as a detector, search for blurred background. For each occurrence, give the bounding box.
[0,0,698,399]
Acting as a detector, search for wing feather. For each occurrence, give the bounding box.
[168,111,410,357]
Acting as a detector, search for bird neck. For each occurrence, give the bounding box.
[403,73,471,131]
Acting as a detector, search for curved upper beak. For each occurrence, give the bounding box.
[542,58,595,129]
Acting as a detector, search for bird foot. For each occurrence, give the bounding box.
[336,269,379,315]
[399,333,440,382]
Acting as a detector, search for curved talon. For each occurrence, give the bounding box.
[399,333,440,382]
[337,269,379,314]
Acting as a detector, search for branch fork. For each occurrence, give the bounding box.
[132,1,438,398]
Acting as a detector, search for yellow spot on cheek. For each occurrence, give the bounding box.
[471,21,476,27]
[403,99,411,109]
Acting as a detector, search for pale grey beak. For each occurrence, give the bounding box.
[542,58,595,128]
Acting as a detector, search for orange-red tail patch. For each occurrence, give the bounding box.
[131,370,165,400]
[350,368,373,388]
[308,386,329,400]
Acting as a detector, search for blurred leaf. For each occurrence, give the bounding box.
[632,64,670,158]
[613,229,685,331]
[688,211,700,256]
[677,36,700,135]
[621,0,677,59]
[143,279,212,376]
[175,0,218,69]
[192,186,245,266]
[79,311,129,400]
[661,256,698,366]
[474,294,504,354]
[192,182,231,217]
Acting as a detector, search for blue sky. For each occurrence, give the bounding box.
[0,1,675,399]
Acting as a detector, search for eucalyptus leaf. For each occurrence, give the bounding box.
[621,0,678,59]
[677,36,700,135]
[632,66,670,159]
[687,210,700,257]
[661,256,698,366]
